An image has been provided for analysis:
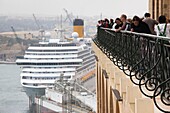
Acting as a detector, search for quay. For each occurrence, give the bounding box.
[0,61,16,64]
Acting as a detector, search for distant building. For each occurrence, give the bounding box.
[149,0,170,20]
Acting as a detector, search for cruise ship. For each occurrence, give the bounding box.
[16,31,96,104]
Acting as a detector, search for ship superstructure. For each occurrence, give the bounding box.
[16,38,95,99]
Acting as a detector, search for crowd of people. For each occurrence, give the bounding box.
[97,13,170,37]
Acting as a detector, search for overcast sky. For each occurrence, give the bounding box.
[0,0,148,18]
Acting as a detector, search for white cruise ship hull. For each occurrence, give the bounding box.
[23,87,45,98]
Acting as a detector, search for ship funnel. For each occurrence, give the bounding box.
[73,19,84,38]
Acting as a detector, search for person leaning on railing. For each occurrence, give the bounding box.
[131,16,151,34]
[143,13,158,35]
[114,18,123,30]
[154,15,170,37]
[115,14,131,32]
[109,18,114,29]
[96,20,104,28]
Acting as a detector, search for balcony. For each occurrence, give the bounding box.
[93,27,170,113]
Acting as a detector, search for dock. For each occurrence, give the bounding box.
[0,61,16,64]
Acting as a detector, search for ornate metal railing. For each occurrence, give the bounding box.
[93,27,170,113]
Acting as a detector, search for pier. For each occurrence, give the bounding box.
[0,61,16,64]
[93,28,170,113]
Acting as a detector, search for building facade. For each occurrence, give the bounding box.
[149,0,170,20]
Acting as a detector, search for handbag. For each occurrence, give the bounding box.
[157,24,167,36]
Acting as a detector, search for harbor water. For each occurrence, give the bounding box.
[0,64,59,113]
[0,64,29,113]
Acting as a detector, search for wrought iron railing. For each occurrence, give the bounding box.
[93,27,170,113]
